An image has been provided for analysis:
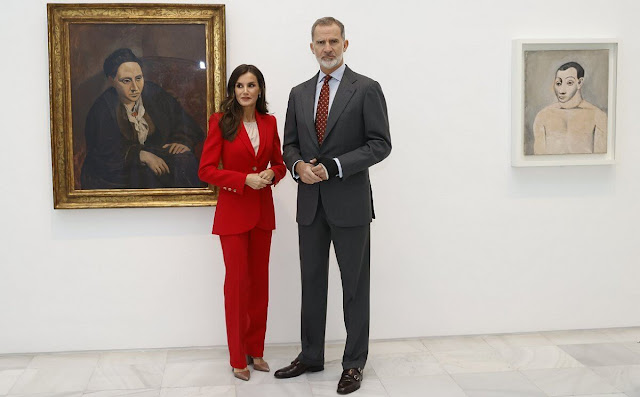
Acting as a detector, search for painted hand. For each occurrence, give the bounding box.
[163,143,191,154]
[140,150,170,175]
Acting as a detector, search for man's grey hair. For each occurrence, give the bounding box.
[311,17,345,40]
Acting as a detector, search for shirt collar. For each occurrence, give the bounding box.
[317,63,346,85]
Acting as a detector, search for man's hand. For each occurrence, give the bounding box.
[245,173,272,190]
[140,150,170,175]
[163,143,191,154]
[258,169,275,182]
[295,161,323,184]
[310,158,329,181]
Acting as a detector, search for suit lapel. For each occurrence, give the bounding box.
[236,121,256,157]
[255,112,267,160]
[324,66,357,142]
[303,74,320,150]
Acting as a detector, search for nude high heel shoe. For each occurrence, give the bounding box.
[246,355,270,372]
[232,367,250,381]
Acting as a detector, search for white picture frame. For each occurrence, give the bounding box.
[511,39,618,167]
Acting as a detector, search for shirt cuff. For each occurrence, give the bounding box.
[292,159,302,179]
[334,158,343,178]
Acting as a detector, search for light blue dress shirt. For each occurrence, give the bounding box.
[292,63,345,179]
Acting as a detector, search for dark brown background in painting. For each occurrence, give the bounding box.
[69,24,207,189]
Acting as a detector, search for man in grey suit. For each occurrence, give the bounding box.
[274,17,391,395]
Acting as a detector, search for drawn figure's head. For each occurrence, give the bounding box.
[104,48,145,106]
[554,62,584,103]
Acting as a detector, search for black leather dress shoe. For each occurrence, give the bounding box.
[273,358,324,378]
[337,367,363,395]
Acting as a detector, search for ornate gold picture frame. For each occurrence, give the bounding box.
[48,3,225,208]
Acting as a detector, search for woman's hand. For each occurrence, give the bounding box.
[140,150,170,175]
[245,173,272,190]
[258,169,275,182]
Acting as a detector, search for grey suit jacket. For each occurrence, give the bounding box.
[283,66,391,227]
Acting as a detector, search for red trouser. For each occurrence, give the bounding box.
[219,227,271,369]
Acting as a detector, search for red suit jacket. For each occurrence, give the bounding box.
[199,112,287,235]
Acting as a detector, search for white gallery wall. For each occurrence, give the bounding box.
[1,0,639,354]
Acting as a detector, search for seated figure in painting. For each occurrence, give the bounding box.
[533,61,607,155]
[81,48,204,189]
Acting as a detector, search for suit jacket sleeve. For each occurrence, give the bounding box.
[268,119,287,185]
[198,114,247,195]
[282,89,304,179]
[336,81,391,179]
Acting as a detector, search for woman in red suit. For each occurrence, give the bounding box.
[199,64,286,381]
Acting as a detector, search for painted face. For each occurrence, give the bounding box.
[554,67,582,103]
[111,62,144,105]
[234,72,260,109]
[310,23,349,71]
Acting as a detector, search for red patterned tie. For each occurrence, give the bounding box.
[315,74,331,145]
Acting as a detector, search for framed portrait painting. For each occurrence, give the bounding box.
[511,39,618,167]
[47,3,226,208]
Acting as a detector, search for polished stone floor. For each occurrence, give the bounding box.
[1,327,640,396]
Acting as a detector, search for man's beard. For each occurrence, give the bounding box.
[317,53,342,70]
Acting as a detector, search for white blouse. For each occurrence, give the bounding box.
[243,121,260,154]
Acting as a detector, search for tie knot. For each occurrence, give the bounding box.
[324,75,332,84]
